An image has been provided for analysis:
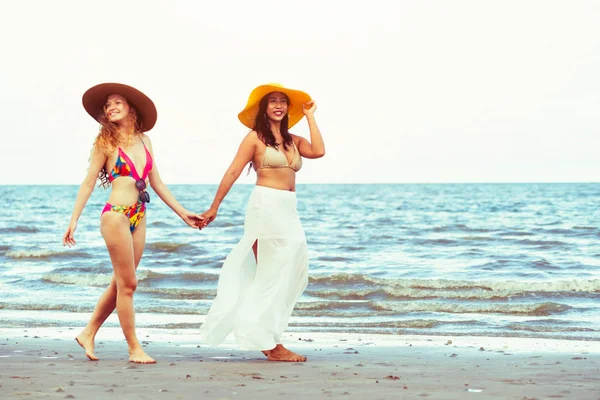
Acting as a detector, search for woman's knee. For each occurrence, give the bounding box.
[117,277,138,296]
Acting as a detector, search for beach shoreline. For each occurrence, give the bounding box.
[1,327,598,399]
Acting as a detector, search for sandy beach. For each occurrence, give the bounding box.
[0,328,598,399]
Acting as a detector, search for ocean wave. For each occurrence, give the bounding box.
[543,228,592,236]
[506,323,598,333]
[0,302,93,312]
[0,302,207,315]
[495,231,535,237]
[531,259,559,270]
[432,225,494,234]
[50,266,112,274]
[146,242,194,252]
[316,256,352,262]
[213,221,243,228]
[0,226,40,234]
[41,269,220,287]
[413,238,460,246]
[289,319,442,329]
[136,287,216,299]
[42,272,113,287]
[514,239,569,247]
[372,301,571,316]
[140,306,208,315]
[305,274,600,301]
[6,249,91,260]
[337,246,366,251]
[141,271,220,283]
[149,221,175,228]
[308,273,600,295]
[460,236,496,242]
[573,226,597,231]
[42,269,156,287]
[305,286,515,301]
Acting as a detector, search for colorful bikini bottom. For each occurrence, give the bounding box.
[101,200,146,232]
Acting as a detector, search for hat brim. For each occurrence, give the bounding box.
[82,83,157,132]
[238,84,311,129]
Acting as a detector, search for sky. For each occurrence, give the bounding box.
[1,0,599,185]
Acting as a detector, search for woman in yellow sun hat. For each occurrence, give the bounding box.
[199,83,325,362]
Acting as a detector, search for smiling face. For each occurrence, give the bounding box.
[103,94,131,125]
[265,92,289,124]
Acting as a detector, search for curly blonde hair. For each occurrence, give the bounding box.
[92,102,143,188]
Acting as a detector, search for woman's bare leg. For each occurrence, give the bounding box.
[97,212,153,363]
[75,277,116,361]
[127,218,150,362]
[75,218,147,361]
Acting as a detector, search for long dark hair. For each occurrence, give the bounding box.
[253,92,293,151]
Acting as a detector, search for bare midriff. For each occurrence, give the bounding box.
[106,178,148,205]
[256,169,296,192]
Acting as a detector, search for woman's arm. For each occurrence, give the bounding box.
[62,143,107,247]
[200,132,257,226]
[294,101,325,159]
[144,136,201,228]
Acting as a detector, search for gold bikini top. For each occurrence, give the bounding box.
[256,142,302,172]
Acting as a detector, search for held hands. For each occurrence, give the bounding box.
[303,100,317,116]
[181,210,205,230]
[62,222,77,247]
[198,207,218,229]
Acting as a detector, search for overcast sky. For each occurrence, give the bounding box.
[1,0,599,185]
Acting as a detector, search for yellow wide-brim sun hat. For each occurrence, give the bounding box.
[82,83,158,132]
[238,83,311,129]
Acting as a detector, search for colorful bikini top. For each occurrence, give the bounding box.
[257,142,302,172]
[109,139,153,182]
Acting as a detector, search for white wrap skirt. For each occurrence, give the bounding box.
[200,185,309,350]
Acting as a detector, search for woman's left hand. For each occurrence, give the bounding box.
[303,100,317,116]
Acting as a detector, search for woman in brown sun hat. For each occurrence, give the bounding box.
[199,83,326,362]
[62,83,201,363]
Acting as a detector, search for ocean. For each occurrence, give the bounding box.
[0,183,599,341]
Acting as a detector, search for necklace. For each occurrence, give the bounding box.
[123,132,137,148]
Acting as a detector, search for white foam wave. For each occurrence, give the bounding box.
[42,270,153,287]
[6,249,55,258]
[310,273,600,294]
[372,301,571,316]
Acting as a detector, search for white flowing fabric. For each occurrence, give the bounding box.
[200,185,309,350]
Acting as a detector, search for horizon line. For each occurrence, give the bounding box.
[1,181,599,186]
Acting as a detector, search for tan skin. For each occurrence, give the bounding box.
[63,94,201,364]
[200,92,325,362]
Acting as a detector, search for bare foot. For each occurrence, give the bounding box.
[265,344,307,362]
[129,348,156,364]
[75,334,98,361]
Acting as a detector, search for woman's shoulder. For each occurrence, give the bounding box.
[289,133,303,145]
[140,133,153,148]
[92,136,114,157]
[243,130,262,144]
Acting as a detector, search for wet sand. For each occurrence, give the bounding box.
[0,328,598,399]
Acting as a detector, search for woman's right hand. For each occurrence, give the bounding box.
[62,222,77,247]
[200,207,218,229]
[303,100,317,116]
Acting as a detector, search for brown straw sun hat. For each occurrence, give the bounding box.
[82,83,157,132]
